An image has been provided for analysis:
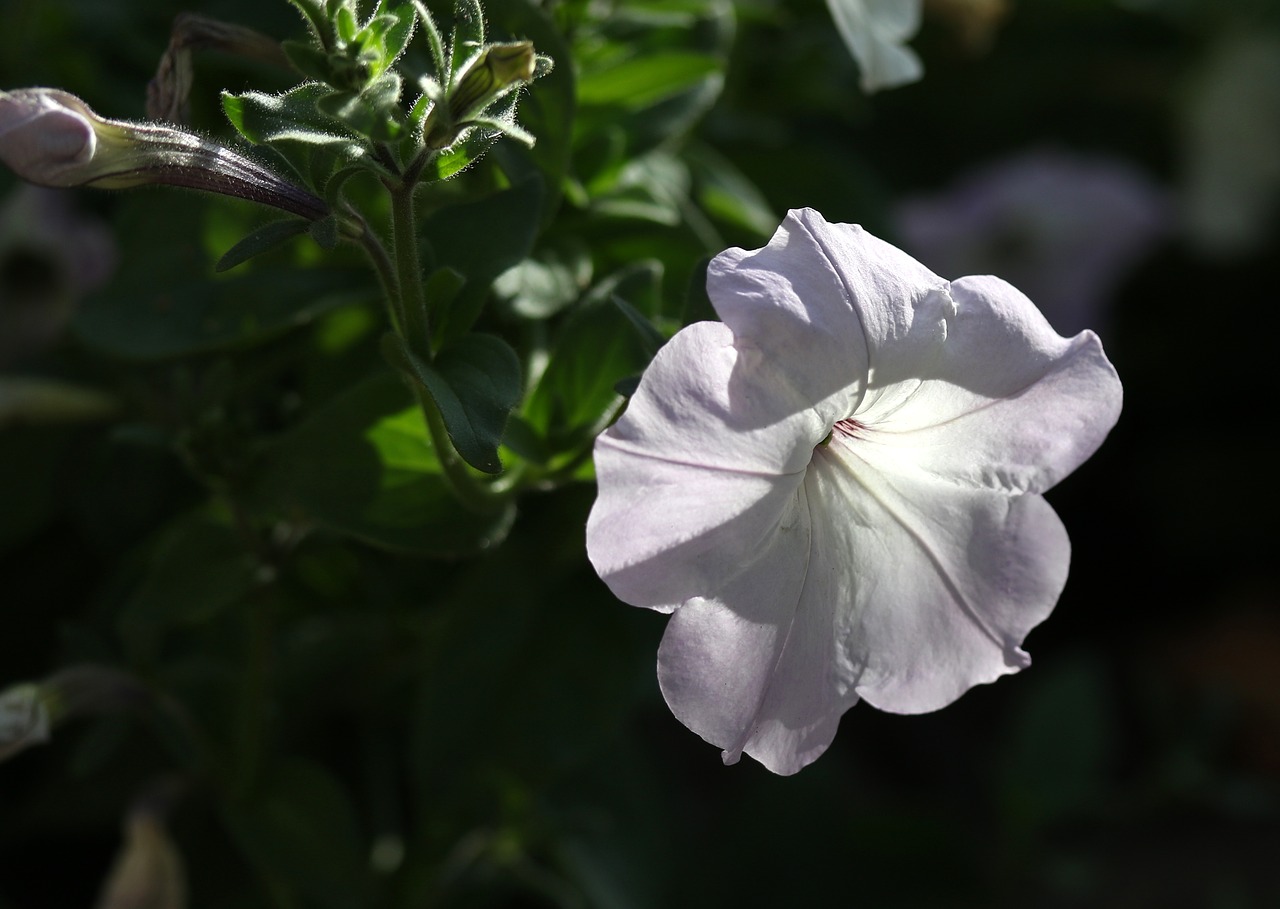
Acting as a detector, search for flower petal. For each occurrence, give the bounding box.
[709,208,951,427]
[824,0,924,93]
[656,481,858,775]
[854,274,1122,495]
[811,440,1070,714]
[587,321,825,611]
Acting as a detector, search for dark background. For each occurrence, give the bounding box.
[2,0,1278,906]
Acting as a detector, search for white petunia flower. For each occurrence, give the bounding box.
[586,209,1122,775]
[824,0,924,93]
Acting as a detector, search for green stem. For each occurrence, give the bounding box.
[412,384,509,514]
[345,206,403,332]
[388,182,431,360]
[381,177,514,514]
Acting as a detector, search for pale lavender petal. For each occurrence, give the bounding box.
[656,481,858,775]
[810,440,1070,714]
[587,321,826,611]
[589,208,1121,774]
[853,275,1122,495]
[894,148,1168,334]
[709,208,951,426]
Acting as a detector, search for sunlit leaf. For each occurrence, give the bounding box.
[386,333,522,474]
[247,374,515,554]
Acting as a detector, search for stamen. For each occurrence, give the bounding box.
[832,418,865,439]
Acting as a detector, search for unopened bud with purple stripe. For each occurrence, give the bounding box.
[0,88,325,220]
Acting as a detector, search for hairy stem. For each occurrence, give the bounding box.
[388,182,431,360]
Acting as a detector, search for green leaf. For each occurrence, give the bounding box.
[426,125,497,180]
[335,4,359,44]
[423,266,466,316]
[572,3,731,159]
[281,38,331,81]
[75,268,372,359]
[372,0,417,73]
[421,175,544,343]
[247,374,515,555]
[411,0,448,78]
[449,0,487,91]
[499,413,550,465]
[315,71,404,139]
[284,0,333,47]
[524,264,662,453]
[481,0,576,221]
[493,242,590,320]
[388,333,522,474]
[610,294,665,358]
[222,83,364,154]
[686,142,778,237]
[682,255,717,326]
[73,193,374,359]
[577,51,720,109]
[223,758,372,909]
[215,219,311,272]
[117,512,259,645]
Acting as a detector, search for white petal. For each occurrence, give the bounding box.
[586,322,824,611]
[656,482,858,775]
[709,209,951,426]
[864,0,923,41]
[824,0,924,92]
[811,440,1070,714]
[854,275,1123,495]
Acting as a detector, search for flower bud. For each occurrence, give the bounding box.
[0,682,50,763]
[0,88,325,220]
[421,42,542,150]
[95,792,187,909]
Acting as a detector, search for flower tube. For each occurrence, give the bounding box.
[0,88,325,219]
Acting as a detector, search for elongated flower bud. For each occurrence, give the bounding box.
[0,88,325,220]
[420,42,543,150]
[448,42,536,122]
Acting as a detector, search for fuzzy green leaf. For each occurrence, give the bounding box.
[387,333,522,474]
[216,219,311,272]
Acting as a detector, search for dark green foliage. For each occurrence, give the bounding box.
[3,1,1279,908]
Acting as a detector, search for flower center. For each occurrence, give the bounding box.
[818,418,865,448]
[832,418,865,439]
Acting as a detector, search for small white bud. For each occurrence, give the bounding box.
[0,683,51,763]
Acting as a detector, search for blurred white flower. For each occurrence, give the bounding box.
[896,149,1168,334]
[825,0,924,92]
[0,185,117,366]
[587,209,1121,774]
